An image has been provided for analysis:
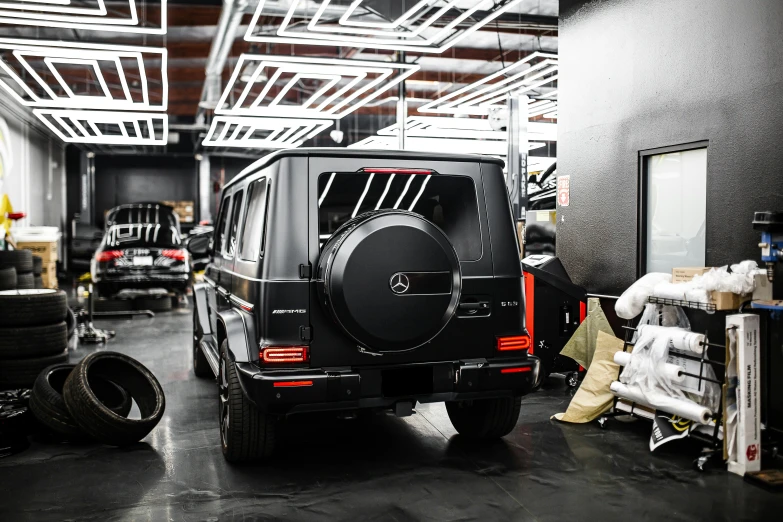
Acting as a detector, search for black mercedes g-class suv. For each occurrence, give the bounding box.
[192,148,538,462]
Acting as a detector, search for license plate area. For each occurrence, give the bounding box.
[381,366,433,397]
[133,256,153,266]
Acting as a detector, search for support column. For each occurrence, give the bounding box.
[198,155,212,224]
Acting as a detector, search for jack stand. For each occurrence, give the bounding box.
[77,284,115,344]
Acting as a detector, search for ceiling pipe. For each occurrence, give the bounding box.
[196,0,249,124]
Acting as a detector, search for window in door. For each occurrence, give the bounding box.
[640,143,707,274]
[227,190,244,257]
[239,179,269,261]
[215,195,231,255]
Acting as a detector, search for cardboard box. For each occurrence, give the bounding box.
[17,241,58,262]
[672,266,711,283]
[40,262,58,289]
[725,314,761,476]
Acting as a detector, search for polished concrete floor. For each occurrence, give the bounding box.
[1,305,782,521]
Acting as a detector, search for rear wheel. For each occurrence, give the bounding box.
[218,341,276,463]
[446,397,522,439]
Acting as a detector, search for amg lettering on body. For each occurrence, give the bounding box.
[272,309,306,314]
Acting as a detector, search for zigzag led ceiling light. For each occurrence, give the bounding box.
[348,135,545,156]
[419,52,558,115]
[0,0,167,34]
[203,116,333,149]
[34,109,168,145]
[216,55,418,119]
[377,116,556,141]
[245,0,524,53]
[0,38,167,111]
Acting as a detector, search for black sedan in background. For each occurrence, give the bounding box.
[92,203,191,297]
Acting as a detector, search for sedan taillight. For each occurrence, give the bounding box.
[95,250,123,262]
[161,249,187,261]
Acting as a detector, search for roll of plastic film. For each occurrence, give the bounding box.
[609,381,712,424]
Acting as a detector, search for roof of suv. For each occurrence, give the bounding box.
[224,148,506,191]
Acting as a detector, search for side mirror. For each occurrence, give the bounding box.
[187,235,210,256]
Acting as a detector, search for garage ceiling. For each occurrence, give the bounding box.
[0,0,558,153]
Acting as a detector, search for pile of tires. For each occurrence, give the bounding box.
[0,289,69,390]
[0,250,35,290]
[30,352,165,445]
[33,255,44,289]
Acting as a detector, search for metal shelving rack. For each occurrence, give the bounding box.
[598,297,731,470]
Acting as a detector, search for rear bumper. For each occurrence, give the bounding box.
[97,272,189,288]
[234,356,540,416]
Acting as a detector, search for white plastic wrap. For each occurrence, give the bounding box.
[614,351,685,383]
[637,325,705,354]
[610,382,712,424]
[615,272,671,320]
[652,281,686,300]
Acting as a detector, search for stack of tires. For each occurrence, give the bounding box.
[33,255,44,289]
[0,250,35,290]
[0,289,69,390]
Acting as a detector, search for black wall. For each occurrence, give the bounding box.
[93,155,198,227]
[208,156,254,219]
[557,0,783,294]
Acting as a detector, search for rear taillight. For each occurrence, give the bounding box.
[261,346,308,364]
[95,250,123,262]
[497,335,531,352]
[501,367,532,374]
[273,380,313,388]
[161,249,187,261]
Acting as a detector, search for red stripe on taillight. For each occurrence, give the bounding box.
[261,346,308,364]
[497,335,531,351]
[273,380,313,388]
[161,249,187,261]
[501,367,532,374]
[96,250,123,262]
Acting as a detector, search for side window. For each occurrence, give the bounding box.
[215,195,231,255]
[227,190,244,257]
[239,179,269,261]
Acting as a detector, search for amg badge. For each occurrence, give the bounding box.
[272,309,306,314]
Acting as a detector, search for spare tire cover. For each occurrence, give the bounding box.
[318,210,461,353]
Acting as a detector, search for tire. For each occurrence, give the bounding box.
[446,396,522,439]
[65,308,76,340]
[0,350,69,389]
[0,322,68,359]
[93,298,134,313]
[219,341,276,462]
[134,296,172,312]
[0,250,33,274]
[30,363,132,440]
[32,256,43,276]
[63,351,165,446]
[0,289,67,328]
[193,309,212,378]
[34,276,43,289]
[0,267,16,290]
[16,272,34,290]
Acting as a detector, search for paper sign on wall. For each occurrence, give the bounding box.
[557,175,570,207]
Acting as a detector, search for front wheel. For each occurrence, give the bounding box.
[218,341,276,463]
[446,397,522,439]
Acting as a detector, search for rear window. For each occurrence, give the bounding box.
[317,172,482,261]
[104,223,182,248]
[107,206,178,229]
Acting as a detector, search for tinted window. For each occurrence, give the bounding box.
[106,205,179,230]
[227,190,244,257]
[239,179,269,261]
[104,223,182,248]
[318,172,482,261]
[215,195,231,254]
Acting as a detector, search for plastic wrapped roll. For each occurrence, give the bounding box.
[609,381,712,424]
[614,351,685,383]
[638,325,705,354]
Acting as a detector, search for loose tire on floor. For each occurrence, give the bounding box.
[134,297,172,312]
[0,350,69,389]
[32,256,43,276]
[445,396,522,440]
[0,322,68,359]
[16,272,34,290]
[30,363,132,440]
[63,351,165,446]
[0,289,67,328]
[0,250,33,274]
[0,267,16,290]
[219,341,276,462]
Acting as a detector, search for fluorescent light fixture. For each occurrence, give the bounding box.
[419,52,558,116]
[348,135,545,156]
[0,38,167,111]
[203,116,333,149]
[0,0,167,34]
[34,108,168,145]
[216,54,418,119]
[245,0,525,53]
[377,116,556,141]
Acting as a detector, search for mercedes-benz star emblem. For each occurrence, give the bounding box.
[389,273,410,294]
